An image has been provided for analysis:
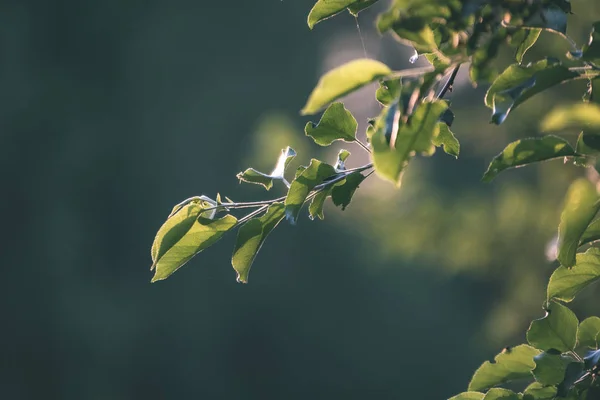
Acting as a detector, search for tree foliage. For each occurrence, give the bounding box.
[150,1,600,398]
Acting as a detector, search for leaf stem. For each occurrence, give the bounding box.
[354,139,371,154]
[569,351,585,363]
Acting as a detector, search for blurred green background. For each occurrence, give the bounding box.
[3,1,600,399]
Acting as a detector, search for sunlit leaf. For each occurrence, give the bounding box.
[231,203,285,283]
[515,29,542,63]
[285,159,337,224]
[578,317,600,349]
[481,388,519,400]
[347,0,379,16]
[334,149,351,171]
[372,100,447,185]
[301,59,392,115]
[485,59,578,124]
[307,0,359,29]
[547,248,600,302]
[331,171,365,210]
[527,301,578,352]
[305,102,357,146]
[522,382,557,400]
[482,136,575,182]
[449,392,484,400]
[557,179,600,268]
[541,103,600,132]
[468,345,540,392]
[532,350,570,386]
[433,123,460,158]
[237,147,297,190]
[152,214,238,282]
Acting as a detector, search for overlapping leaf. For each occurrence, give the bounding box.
[532,350,570,385]
[578,317,600,349]
[485,59,578,124]
[547,248,600,302]
[468,345,540,392]
[482,136,575,182]
[285,159,336,224]
[449,393,484,400]
[301,59,391,115]
[522,382,557,400]
[515,29,542,63]
[433,123,460,158]
[527,301,578,352]
[557,179,600,268]
[541,103,600,132]
[482,388,519,400]
[232,203,285,283]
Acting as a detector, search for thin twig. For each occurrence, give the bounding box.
[437,65,460,99]
[355,139,371,154]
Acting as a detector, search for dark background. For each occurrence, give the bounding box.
[2,1,600,399]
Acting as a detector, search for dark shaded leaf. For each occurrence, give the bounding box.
[527,301,578,352]
[578,317,600,349]
[548,248,600,302]
[482,136,575,182]
[584,349,600,369]
[331,171,365,210]
[557,179,600,268]
[301,59,391,115]
[557,362,586,397]
[582,22,600,64]
[308,189,331,220]
[532,350,570,385]
[232,203,285,283]
[468,345,540,392]
[305,102,357,146]
[285,159,336,224]
[515,29,542,63]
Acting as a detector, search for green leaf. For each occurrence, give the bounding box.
[547,248,600,302]
[557,179,600,268]
[482,388,519,400]
[524,6,568,34]
[485,59,578,124]
[541,103,600,132]
[347,0,379,16]
[301,59,392,115]
[557,362,586,398]
[308,189,331,220]
[515,29,542,63]
[334,149,351,171]
[527,301,578,352]
[307,0,358,29]
[582,22,600,64]
[231,203,285,283]
[305,102,357,146]
[532,350,570,386]
[578,317,600,349]
[371,100,448,185]
[580,219,600,246]
[482,136,575,182]
[376,79,401,106]
[449,393,485,400]
[433,122,460,158]
[236,169,275,190]
[331,171,365,210]
[285,159,336,224]
[151,213,238,282]
[523,382,557,400]
[576,132,600,156]
[237,147,297,190]
[468,345,541,392]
